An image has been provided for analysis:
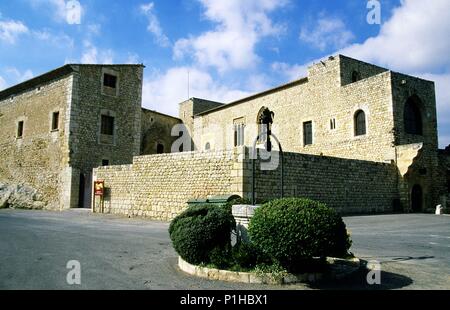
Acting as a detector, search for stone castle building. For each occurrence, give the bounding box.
[0,64,179,210]
[0,55,449,219]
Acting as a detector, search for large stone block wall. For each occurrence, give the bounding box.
[0,75,73,210]
[93,148,245,221]
[93,164,134,214]
[93,147,400,220]
[243,149,399,214]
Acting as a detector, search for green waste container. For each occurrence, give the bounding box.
[187,195,241,207]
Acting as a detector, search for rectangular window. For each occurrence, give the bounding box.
[52,111,60,131]
[102,159,110,166]
[330,118,336,130]
[234,124,245,147]
[101,115,115,136]
[103,74,117,89]
[303,121,313,146]
[17,121,24,138]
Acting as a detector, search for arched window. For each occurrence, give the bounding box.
[354,110,366,136]
[404,96,423,135]
[205,142,211,151]
[257,107,268,143]
[157,143,165,154]
[352,71,361,83]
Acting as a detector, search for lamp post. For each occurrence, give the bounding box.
[252,108,284,205]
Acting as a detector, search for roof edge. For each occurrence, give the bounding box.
[195,77,308,116]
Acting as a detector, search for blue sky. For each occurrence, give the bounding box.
[0,0,449,147]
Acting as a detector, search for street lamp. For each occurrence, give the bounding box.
[252,108,284,205]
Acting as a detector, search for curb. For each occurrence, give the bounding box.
[178,256,360,285]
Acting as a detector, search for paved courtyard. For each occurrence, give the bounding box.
[0,209,449,290]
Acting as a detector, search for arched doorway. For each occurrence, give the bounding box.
[411,185,423,213]
[157,143,165,154]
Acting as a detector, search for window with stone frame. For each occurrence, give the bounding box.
[17,121,24,138]
[51,111,60,131]
[257,107,268,143]
[303,121,313,146]
[101,115,115,136]
[233,118,245,147]
[404,96,423,135]
[354,110,366,136]
[103,73,117,89]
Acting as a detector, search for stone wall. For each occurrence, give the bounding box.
[141,109,181,155]
[67,65,144,208]
[93,147,400,220]
[179,98,224,151]
[0,74,73,210]
[93,148,245,221]
[243,149,399,214]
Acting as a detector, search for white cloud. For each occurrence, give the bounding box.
[0,76,7,90]
[142,67,251,116]
[29,0,83,24]
[341,0,450,73]
[272,0,450,147]
[140,2,170,47]
[6,68,34,83]
[32,29,74,48]
[271,62,309,81]
[173,0,287,72]
[125,53,140,64]
[80,41,114,64]
[300,15,354,51]
[0,20,29,44]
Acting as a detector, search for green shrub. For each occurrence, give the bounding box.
[169,204,236,265]
[248,198,352,272]
[209,246,232,269]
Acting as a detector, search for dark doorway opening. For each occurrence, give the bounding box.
[157,143,165,154]
[78,173,85,208]
[411,185,423,213]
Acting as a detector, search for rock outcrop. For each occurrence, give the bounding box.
[0,183,46,210]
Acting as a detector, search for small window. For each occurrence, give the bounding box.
[103,73,117,89]
[157,143,165,154]
[101,115,115,136]
[330,118,336,130]
[303,121,313,146]
[51,111,60,131]
[234,124,245,147]
[17,121,24,138]
[352,71,361,83]
[354,110,366,136]
[102,159,110,166]
[205,142,211,151]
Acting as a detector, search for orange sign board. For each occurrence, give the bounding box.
[94,180,105,196]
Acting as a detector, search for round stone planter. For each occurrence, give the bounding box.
[178,256,360,285]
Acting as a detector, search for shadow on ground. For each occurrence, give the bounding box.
[306,260,414,290]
